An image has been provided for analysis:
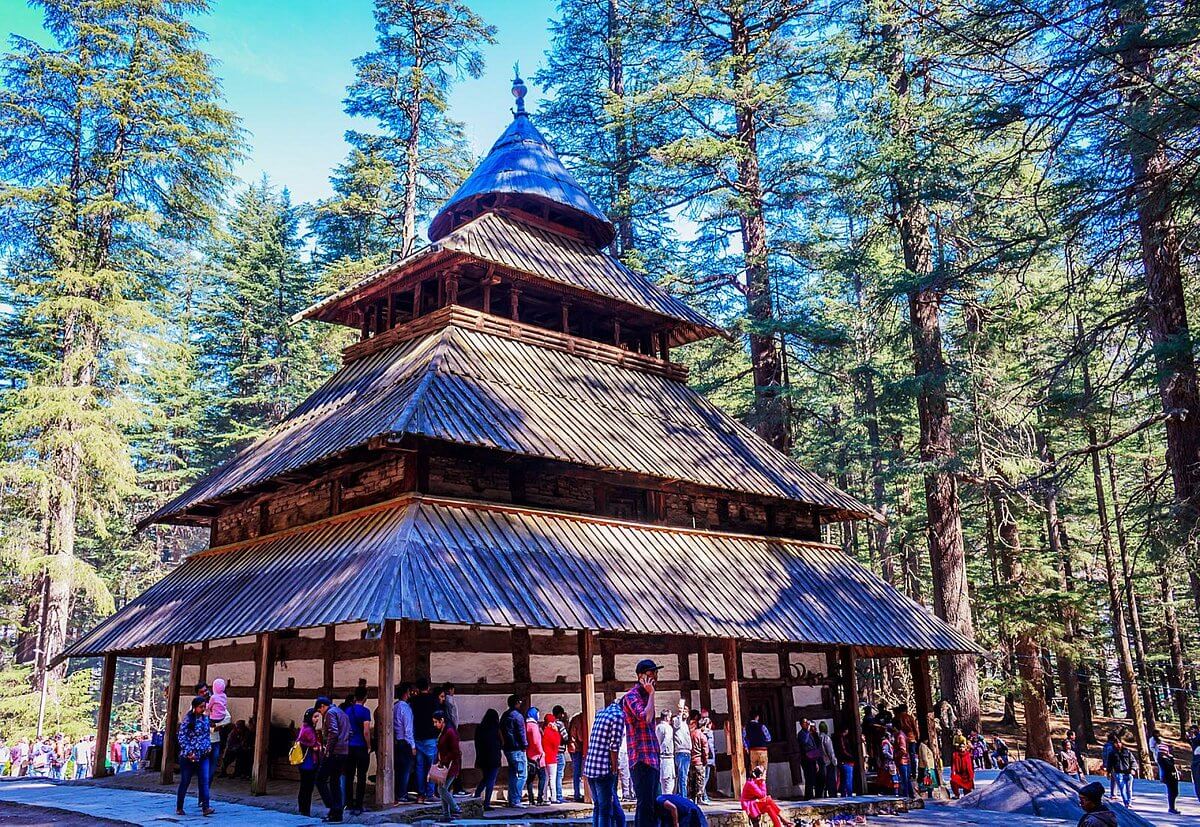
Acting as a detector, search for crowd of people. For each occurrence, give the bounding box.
[0,732,158,779]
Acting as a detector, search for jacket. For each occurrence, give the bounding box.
[1077,810,1118,827]
[323,704,351,757]
[177,713,213,760]
[502,708,528,751]
[475,719,502,770]
[437,726,462,777]
[1105,746,1134,775]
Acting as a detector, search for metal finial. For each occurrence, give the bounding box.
[511,63,527,115]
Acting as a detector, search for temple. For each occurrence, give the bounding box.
[62,75,975,808]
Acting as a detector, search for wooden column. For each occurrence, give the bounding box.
[323,625,336,690]
[579,630,596,804]
[840,646,866,795]
[161,643,184,784]
[198,641,209,686]
[561,302,571,333]
[723,638,745,796]
[698,639,712,712]
[509,286,521,321]
[93,652,117,779]
[375,620,397,808]
[250,632,275,795]
[908,652,934,745]
[399,620,418,683]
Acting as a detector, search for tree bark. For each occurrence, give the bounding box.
[606,0,635,258]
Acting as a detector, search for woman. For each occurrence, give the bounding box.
[550,707,570,803]
[542,711,567,804]
[433,711,462,822]
[818,722,837,798]
[525,706,547,805]
[473,709,502,810]
[740,765,793,827]
[296,708,321,817]
[1156,741,1180,815]
[836,726,856,797]
[949,730,974,799]
[176,696,215,817]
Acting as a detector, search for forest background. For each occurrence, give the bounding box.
[0,0,1197,768]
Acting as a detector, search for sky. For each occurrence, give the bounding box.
[0,0,558,204]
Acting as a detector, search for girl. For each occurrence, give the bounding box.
[473,709,502,810]
[950,731,974,799]
[740,766,793,827]
[542,712,567,804]
[434,711,462,822]
[525,706,546,805]
[176,696,215,817]
[296,708,321,817]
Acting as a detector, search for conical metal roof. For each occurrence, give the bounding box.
[428,76,615,247]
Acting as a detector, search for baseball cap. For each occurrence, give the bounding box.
[635,659,664,674]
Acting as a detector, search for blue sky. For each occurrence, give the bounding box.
[0,0,557,204]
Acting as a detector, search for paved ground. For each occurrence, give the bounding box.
[877,770,1200,826]
[0,801,128,826]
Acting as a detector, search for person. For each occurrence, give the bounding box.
[1077,780,1118,826]
[880,724,898,795]
[474,708,502,809]
[526,705,548,805]
[970,732,986,769]
[740,765,793,827]
[949,731,974,799]
[686,711,708,802]
[1148,729,1160,780]
[1105,736,1134,808]
[701,715,716,805]
[315,695,350,823]
[1156,740,1180,815]
[175,696,215,817]
[916,738,941,798]
[819,722,837,797]
[192,681,222,785]
[442,683,459,728]
[393,682,416,803]
[797,718,820,800]
[410,677,441,803]
[72,737,90,780]
[208,678,229,724]
[1060,741,1085,783]
[339,685,372,815]
[1101,731,1117,800]
[991,735,1010,770]
[569,710,587,803]
[671,700,691,798]
[220,721,248,778]
[622,659,663,827]
[895,704,920,767]
[836,723,856,797]
[502,694,529,807]
[1189,725,1200,804]
[744,710,771,777]
[433,710,462,821]
[656,711,676,795]
[296,707,321,818]
[895,724,912,798]
[655,792,707,827]
[545,710,568,804]
[584,701,626,827]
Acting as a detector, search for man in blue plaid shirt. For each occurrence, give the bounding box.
[584,702,626,827]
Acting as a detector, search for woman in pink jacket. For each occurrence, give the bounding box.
[525,707,547,805]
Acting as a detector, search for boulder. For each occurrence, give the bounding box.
[954,760,1154,826]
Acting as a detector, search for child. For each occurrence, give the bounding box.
[208,678,230,724]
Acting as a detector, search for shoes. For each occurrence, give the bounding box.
[515,803,528,808]
[175,810,185,816]
[202,808,215,817]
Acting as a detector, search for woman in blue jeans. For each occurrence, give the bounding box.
[176,696,215,817]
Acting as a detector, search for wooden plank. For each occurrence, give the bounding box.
[512,627,532,690]
[723,639,745,796]
[399,620,418,683]
[251,633,276,795]
[93,653,117,779]
[600,637,617,705]
[841,647,866,795]
[198,641,209,686]
[376,620,397,808]
[161,644,183,784]
[323,626,335,691]
[698,639,712,713]
[415,621,432,678]
[579,630,596,804]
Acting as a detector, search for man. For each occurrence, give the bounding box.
[442,683,459,728]
[409,677,440,803]
[671,700,691,797]
[502,694,529,807]
[193,681,222,784]
[1077,780,1118,826]
[393,682,416,803]
[686,711,709,802]
[342,686,373,815]
[622,659,662,827]
[655,792,708,827]
[798,718,820,800]
[744,709,771,776]
[72,737,90,780]
[1104,736,1134,808]
[895,704,920,767]
[569,711,587,802]
[1189,725,1200,806]
[584,701,626,827]
[656,711,676,795]
[315,695,350,823]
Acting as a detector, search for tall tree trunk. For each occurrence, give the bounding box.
[606,0,635,258]
[142,657,155,732]
[401,52,425,256]
[729,10,787,452]
[1144,458,1192,730]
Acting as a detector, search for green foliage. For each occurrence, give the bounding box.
[0,666,97,740]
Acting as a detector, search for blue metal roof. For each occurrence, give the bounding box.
[428,112,616,247]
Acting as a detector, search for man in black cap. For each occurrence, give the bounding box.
[1077,781,1117,826]
[623,660,663,827]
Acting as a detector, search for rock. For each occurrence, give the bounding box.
[954,760,1154,826]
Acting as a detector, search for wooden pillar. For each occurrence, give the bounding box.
[198,641,209,686]
[561,302,571,333]
[161,643,183,784]
[908,651,934,745]
[509,286,521,321]
[840,646,866,795]
[658,332,670,362]
[698,639,713,713]
[413,281,424,319]
[611,319,621,346]
[579,630,596,804]
[600,637,617,704]
[512,627,532,697]
[93,652,117,779]
[387,291,396,328]
[323,625,335,691]
[376,620,397,808]
[444,273,459,306]
[723,638,746,796]
[399,619,418,683]
[250,632,275,795]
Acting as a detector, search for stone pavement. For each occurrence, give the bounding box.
[0,777,321,826]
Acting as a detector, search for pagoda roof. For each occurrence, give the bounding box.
[66,495,977,659]
[144,319,875,527]
[428,111,615,247]
[299,211,722,346]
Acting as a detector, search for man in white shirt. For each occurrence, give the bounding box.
[671,700,692,794]
[656,711,676,794]
[392,682,416,802]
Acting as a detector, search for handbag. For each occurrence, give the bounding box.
[289,741,308,766]
[428,762,451,785]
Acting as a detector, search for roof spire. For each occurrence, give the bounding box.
[511,63,527,116]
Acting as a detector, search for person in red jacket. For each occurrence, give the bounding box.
[434,712,462,822]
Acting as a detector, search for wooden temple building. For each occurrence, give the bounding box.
[62,78,975,809]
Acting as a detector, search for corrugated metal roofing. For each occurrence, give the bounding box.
[65,497,977,658]
[429,113,615,247]
[145,324,875,525]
